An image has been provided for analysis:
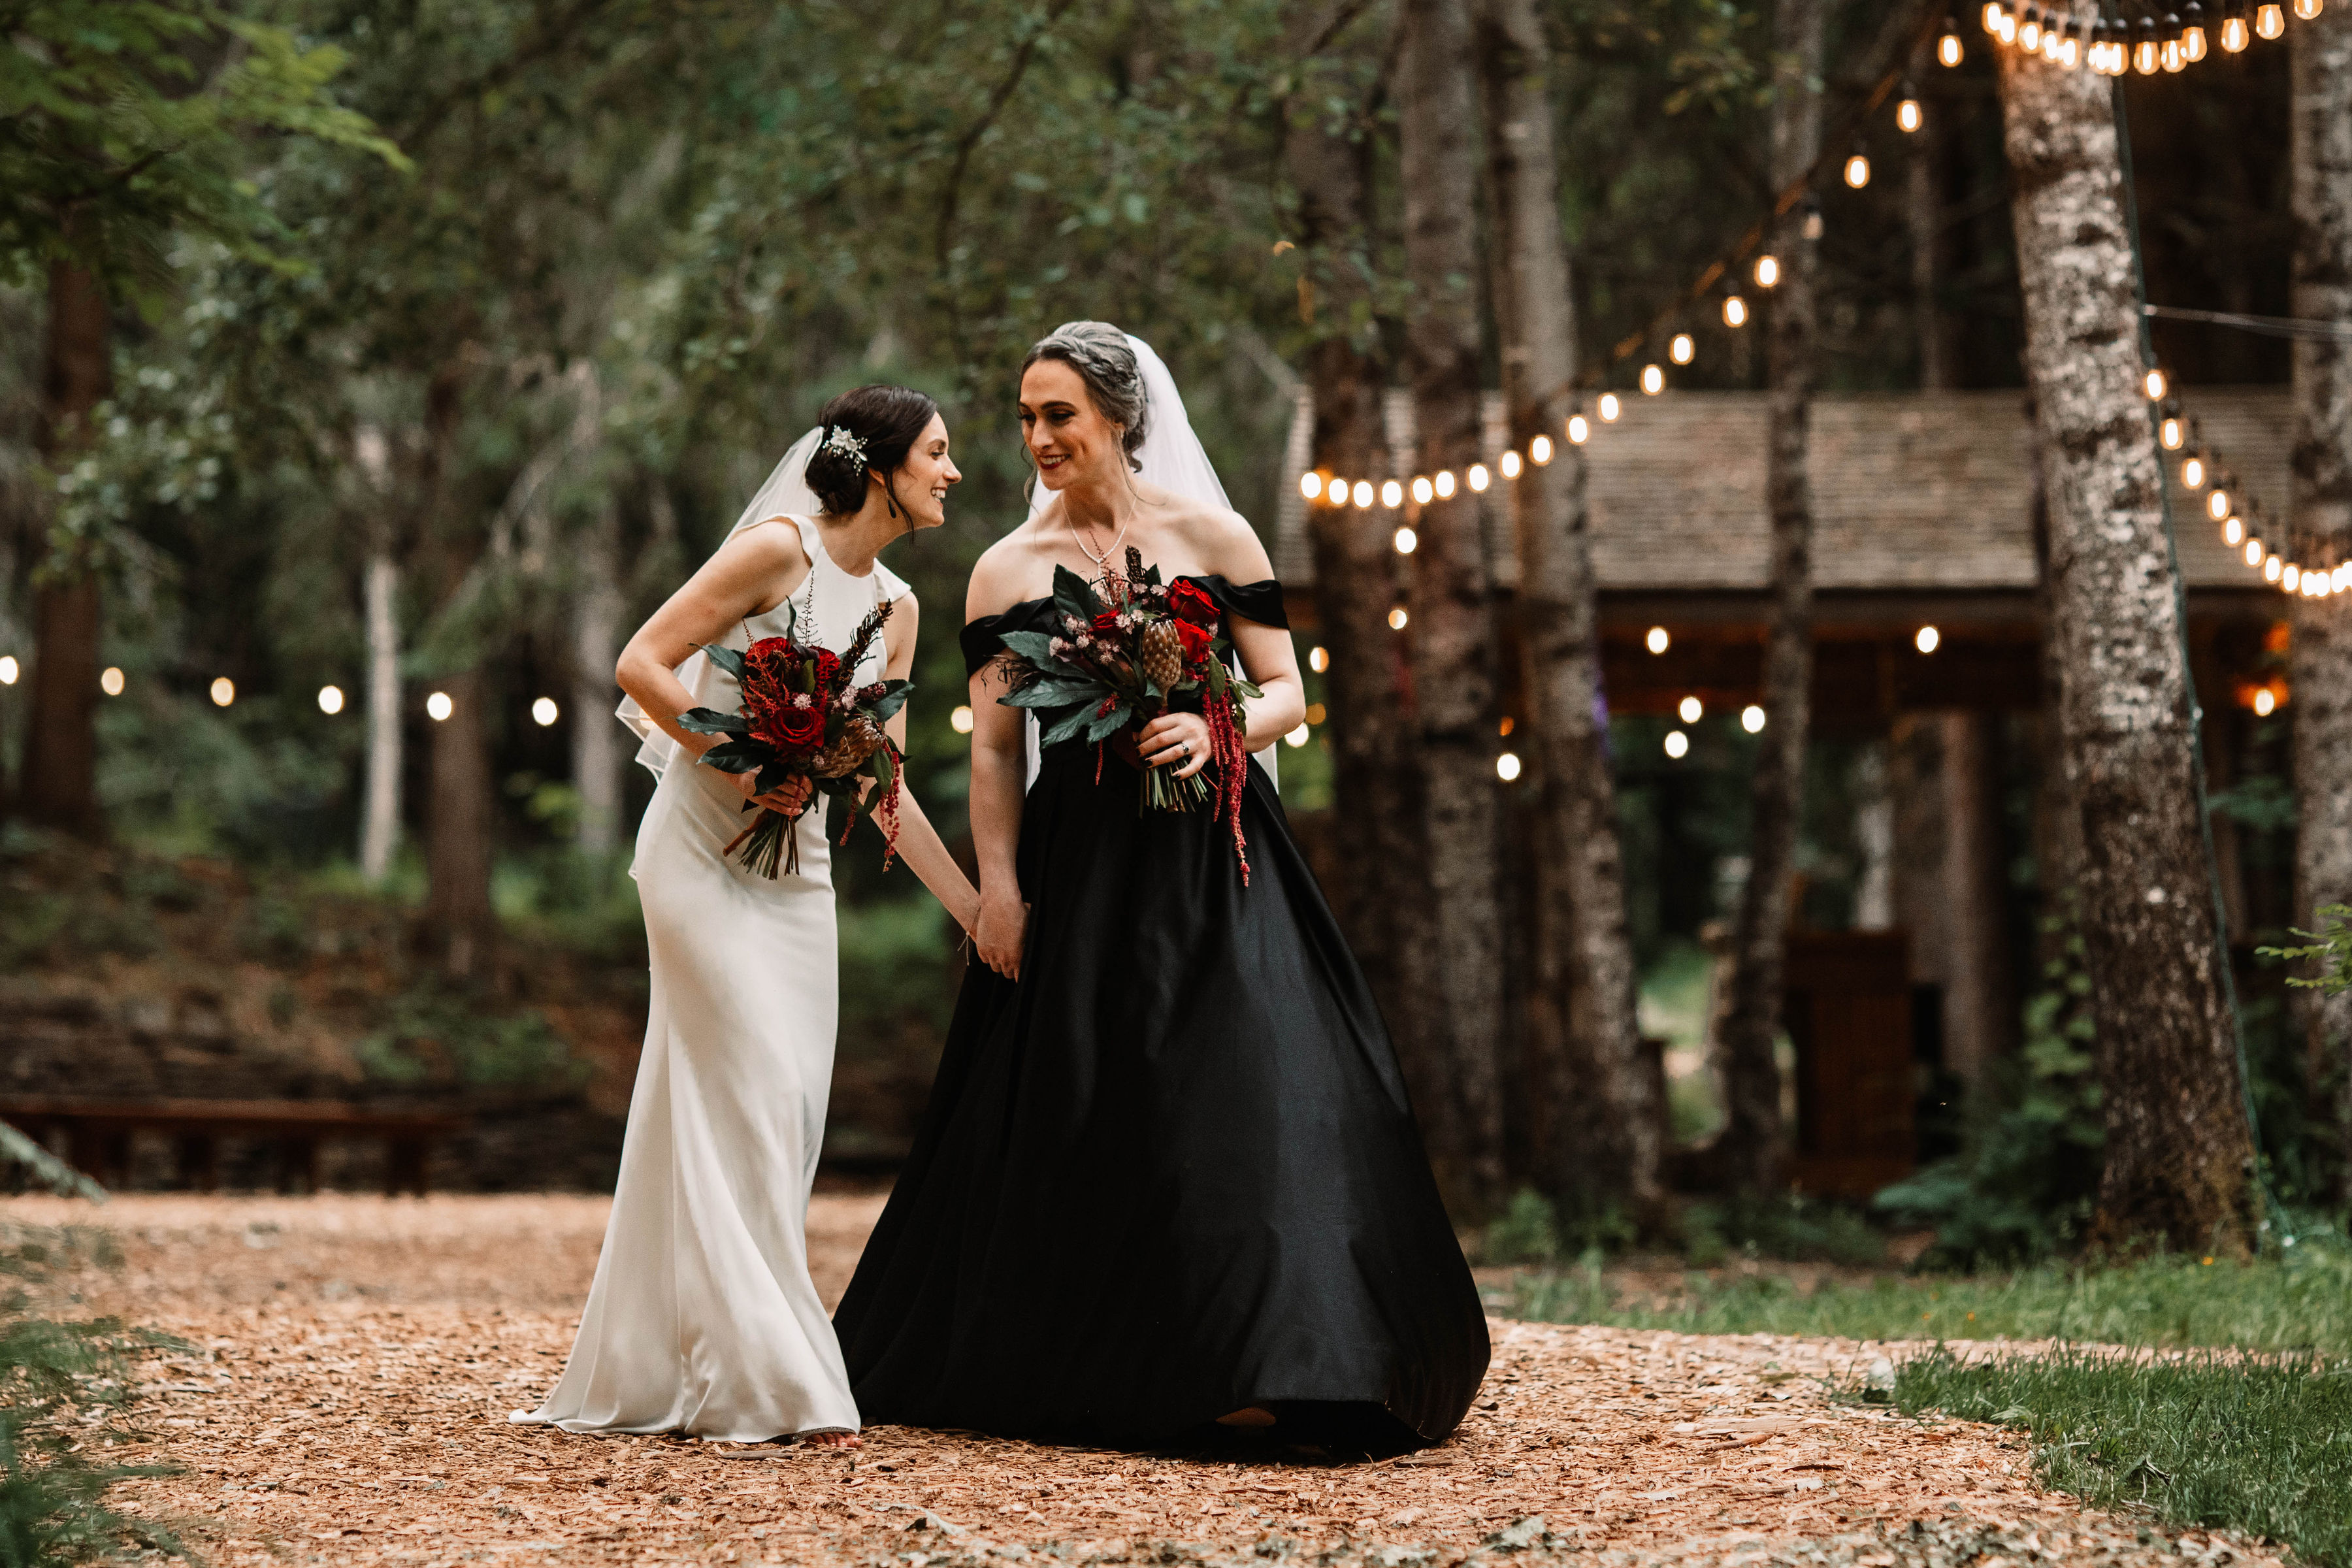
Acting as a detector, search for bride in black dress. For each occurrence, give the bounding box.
[831,322,1488,1452]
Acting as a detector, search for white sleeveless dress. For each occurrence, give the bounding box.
[514,516,907,1441]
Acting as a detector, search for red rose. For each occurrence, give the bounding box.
[1175,618,1213,662]
[810,647,842,691]
[753,697,825,755]
[1168,580,1219,627]
[1092,608,1123,636]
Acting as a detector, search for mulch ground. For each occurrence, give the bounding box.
[5,1193,2281,1568]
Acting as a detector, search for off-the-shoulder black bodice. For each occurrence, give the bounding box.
[958,574,1288,678]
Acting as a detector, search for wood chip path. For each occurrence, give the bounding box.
[3,1194,2278,1568]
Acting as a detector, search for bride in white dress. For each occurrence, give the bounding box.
[513,386,980,1448]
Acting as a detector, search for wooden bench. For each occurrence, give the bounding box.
[0,1098,468,1196]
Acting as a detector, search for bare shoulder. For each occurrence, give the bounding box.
[1166,499,1273,581]
[966,523,1050,622]
[717,515,812,576]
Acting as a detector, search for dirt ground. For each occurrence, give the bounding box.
[5,1192,2279,1568]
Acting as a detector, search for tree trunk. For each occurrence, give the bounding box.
[1715,0,1826,1196]
[1907,37,1958,392]
[17,261,111,838]
[1399,0,1508,1207]
[362,552,404,881]
[572,498,625,854]
[427,665,498,979]
[1475,0,1658,1224]
[1281,12,1450,1162]
[2289,1,2352,1203]
[2000,50,2256,1254]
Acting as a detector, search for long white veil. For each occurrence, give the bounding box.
[1023,332,1275,789]
[615,428,828,776]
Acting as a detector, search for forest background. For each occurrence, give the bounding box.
[0,0,2330,1258]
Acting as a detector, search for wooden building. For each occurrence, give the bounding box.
[1274,387,2290,1194]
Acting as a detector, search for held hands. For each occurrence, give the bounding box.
[1136,711,1213,781]
[975,888,1029,981]
[733,770,815,817]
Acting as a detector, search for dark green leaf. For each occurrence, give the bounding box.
[676,707,748,735]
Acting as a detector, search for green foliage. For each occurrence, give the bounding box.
[2261,906,2352,998]
[0,1225,188,1566]
[1873,913,2104,1266]
[357,977,584,1092]
[1895,1346,2352,1568]
[1679,1194,1886,1269]
[1506,1242,2352,1354]
[1480,1190,1564,1268]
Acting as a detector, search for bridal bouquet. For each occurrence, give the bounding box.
[678,604,910,878]
[994,547,1262,878]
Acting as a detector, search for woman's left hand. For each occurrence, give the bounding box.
[1136,711,1212,780]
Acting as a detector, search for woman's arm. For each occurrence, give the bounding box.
[615,520,811,811]
[965,546,1034,980]
[873,594,981,934]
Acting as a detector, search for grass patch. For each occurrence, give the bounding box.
[1896,1345,2352,1567]
[1503,1241,2352,1353]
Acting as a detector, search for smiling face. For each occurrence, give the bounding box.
[1019,359,1128,495]
[888,413,960,530]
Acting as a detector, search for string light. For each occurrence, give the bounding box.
[1299,472,1324,501]
[1599,393,1623,422]
[1567,415,1590,444]
[1898,91,1924,133]
[1916,625,1942,653]
[1388,606,1409,630]
[1641,363,1666,395]
[2145,368,2168,402]
[1394,527,1418,555]
[1997,0,2304,70]
[951,704,975,733]
[2257,2,2285,37]
[1664,730,1690,759]
[2020,10,2043,50]
[1742,705,1767,733]
[1468,463,1492,493]
[1309,645,1329,673]
[427,691,453,721]
[1844,152,1872,189]
[101,667,124,696]
[2221,0,2251,50]
[1434,470,1457,498]
[1495,752,1522,781]
[1756,255,1782,289]
[1351,480,1375,508]
[2182,456,2206,487]
[2283,564,2302,591]
[2264,555,2284,581]
[210,677,235,708]
[1381,478,1404,508]
[1678,694,1703,723]
[1412,476,1434,504]
[2247,538,2266,567]
[2183,1,2210,56]
[0,655,17,685]
[1670,333,1695,365]
[2296,0,2323,19]
[1940,14,1966,64]
[1530,434,1554,465]
[2254,687,2277,716]
[1499,450,1523,479]
[2161,416,2185,449]
[318,685,344,715]
[2209,489,2232,521]
[1723,295,1749,328]
[1646,627,1670,654]
[532,696,561,727]
[2225,517,2246,546]
[1285,723,1311,749]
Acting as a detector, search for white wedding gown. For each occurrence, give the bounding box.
[513,515,906,1441]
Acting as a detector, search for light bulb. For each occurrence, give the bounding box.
[1646,626,1670,655]
[2265,555,2283,581]
[2060,30,2082,65]
[2295,0,2322,18]
[0,655,16,686]
[1678,694,1703,723]
[2225,517,2246,546]
[1499,449,1523,479]
[1299,471,1323,501]
[1394,527,1418,555]
[2183,456,2205,487]
[318,684,345,715]
[427,690,453,721]
[1434,470,1456,498]
[1671,333,1695,365]
[1844,154,1871,189]
[1495,752,1522,782]
[2020,15,2042,48]
[2161,416,2185,449]
[1380,478,1403,508]
[1388,606,1409,630]
[100,666,125,696]
[532,696,560,727]
[2161,34,2183,68]
[1352,480,1375,508]
[1309,645,1329,673]
[2209,489,2231,521]
[2283,564,2302,591]
[1530,434,1553,465]
[951,704,975,734]
[2221,14,2249,48]
[2136,35,2160,69]
[2257,2,2284,35]
[1983,1,2004,29]
[1664,730,1690,759]
[1941,28,1965,65]
[2247,538,2266,566]
[1756,255,1781,289]
[1641,363,1666,395]
[2145,368,2168,401]
[1916,625,1942,653]
[2184,1,2211,56]
[2255,687,2276,716]
[1599,393,1622,422]
[1899,97,1923,133]
[1411,475,1433,505]
[1468,463,1492,493]
[1724,295,1750,328]
[1567,415,1590,444]
[210,677,236,708]
[1742,705,1767,734]
[1997,9,2018,39]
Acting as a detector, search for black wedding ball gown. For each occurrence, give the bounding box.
[831,576,1488,1451]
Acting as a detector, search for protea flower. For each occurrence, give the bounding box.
[1140,620,1186,693]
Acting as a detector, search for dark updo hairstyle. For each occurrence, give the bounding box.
[802,384,941,515]
[1020,321,1149,472]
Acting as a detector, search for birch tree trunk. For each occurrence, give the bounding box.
[2000,49,2255,1254]
[1281,7,1453,1163]
[2289,3,2352,1201]
[1400,0,1508,1205]
[572,498,625,854]
[18,261,110,838]
[361,552,403,881]
[1715,0,1825,1195]
[1475,0,1658,1222]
